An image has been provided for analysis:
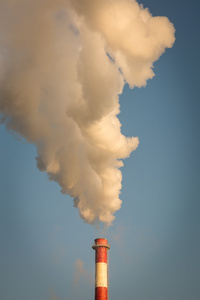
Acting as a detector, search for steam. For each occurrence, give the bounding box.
[73,258,92,286]
[0,0,175,225]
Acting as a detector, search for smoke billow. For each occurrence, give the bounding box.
[0,0,175,225]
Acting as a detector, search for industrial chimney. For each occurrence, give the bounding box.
[92,238,110,300]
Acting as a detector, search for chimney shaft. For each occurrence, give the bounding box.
[92,238,110,300]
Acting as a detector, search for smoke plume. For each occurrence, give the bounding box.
[0,0,175,225]
[73,258,93,286]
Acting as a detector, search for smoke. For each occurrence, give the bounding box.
[0,0,175,225]
[49,287,69,300]
[73,258,93,286]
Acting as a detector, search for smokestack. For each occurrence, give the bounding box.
[92,238,110,300]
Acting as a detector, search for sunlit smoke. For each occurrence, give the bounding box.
[0,0,175,225]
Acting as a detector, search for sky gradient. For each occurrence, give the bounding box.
[0,0,200,299]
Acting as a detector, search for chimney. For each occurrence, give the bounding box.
[92,238,110,300]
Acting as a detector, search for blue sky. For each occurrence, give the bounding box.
[0,0,200,299]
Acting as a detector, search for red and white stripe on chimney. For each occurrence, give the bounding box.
[92,238,110,300]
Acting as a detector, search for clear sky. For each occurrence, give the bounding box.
[0,0,200,300]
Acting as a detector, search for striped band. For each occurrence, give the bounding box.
[95,247,108,263]
[95,262,108,287]
[95,287,108,300]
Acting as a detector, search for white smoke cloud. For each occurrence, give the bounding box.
[0,0,175,225]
